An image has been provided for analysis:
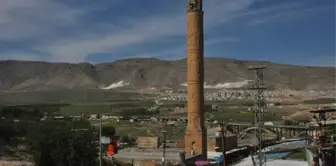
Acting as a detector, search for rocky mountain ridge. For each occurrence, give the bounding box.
[0,58,335,91]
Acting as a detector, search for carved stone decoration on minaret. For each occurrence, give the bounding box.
[185,0,207,158]
[187,0,202,12]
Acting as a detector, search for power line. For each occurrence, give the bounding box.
[248,66,267,166]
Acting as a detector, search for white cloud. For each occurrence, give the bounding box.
[248,5,335,26]
[134,36,240,60]
[0,0,332,63]
[32,0,255,62]
[0,0,86,40]
[37,14,186,62]
[205,37,240,46]
[0,51,43,61]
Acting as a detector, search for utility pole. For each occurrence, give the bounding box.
[99,115,102,166]
[220,123,227,166]
[248,66,267,166]
[162,125,167,166]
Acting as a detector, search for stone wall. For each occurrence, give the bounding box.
[207,136,238,152]
[207,138,217,151]
[137,137,160,149]
[0,161,33,166]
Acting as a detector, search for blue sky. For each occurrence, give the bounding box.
[0,0,335,66]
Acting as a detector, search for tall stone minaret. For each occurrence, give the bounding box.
[185,0,207,158]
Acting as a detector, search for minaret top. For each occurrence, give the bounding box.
[187,0,203,12]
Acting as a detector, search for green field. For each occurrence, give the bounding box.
[4,97,330,123]
[302,98,335,104]
[0,90,151,105]
[58,99,296,121]
[59,100,156,116]
[60,105,113,116]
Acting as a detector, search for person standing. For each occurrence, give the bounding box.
[216,155,224,165]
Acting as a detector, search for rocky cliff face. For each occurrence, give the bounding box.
[0,58,335,91]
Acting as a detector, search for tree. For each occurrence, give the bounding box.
[32,108,44,118]
[0,122,16,143]
[0,106,99,166]
[102,123,116,137]
[27,120,98,166]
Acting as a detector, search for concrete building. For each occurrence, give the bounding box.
[206,127,238,152]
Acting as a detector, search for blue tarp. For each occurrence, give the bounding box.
[266,153,289,158]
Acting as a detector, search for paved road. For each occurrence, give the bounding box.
[114,151,181,160]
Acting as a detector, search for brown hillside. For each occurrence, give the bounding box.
[0,58,335,91]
